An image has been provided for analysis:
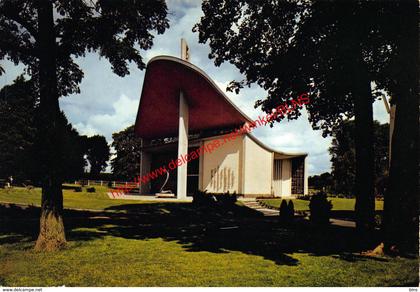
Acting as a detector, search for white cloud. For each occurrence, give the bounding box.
[0,60,26,86]
[73,94,138,142]
[373,98,389,124]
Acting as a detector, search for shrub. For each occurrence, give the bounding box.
[309,191,332,225]
[86,187,96,193]
[74,186,82,192]
[215,191,237,205]
[279,199,290,224]
[193,191,238,206]
[287,200,295,220]
[192,190,216,206]
[279,200,295,224]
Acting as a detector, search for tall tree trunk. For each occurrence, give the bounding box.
[34,0,66,251]
[353,70,375,232]
[383,0,418,253]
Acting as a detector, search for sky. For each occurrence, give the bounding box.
[0,0,389,176]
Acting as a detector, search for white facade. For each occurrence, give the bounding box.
[139,133,308,198]
[135,55,308,198]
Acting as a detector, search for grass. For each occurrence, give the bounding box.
[0,188,417,287]
[0,186,160,210]
[259,197,384,211]
[1,235,417,287]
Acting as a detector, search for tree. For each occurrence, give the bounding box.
[84,135,110,176]
[0,77,86,184]
[58,113,87,181]
[31,110,88,184]
[380,1,418,253]
[0,76,37,182]
[0,0,169,251]
[111,125,142,180]
[329,120,389,197]
[308,172,333,193]
[194,0,412,232]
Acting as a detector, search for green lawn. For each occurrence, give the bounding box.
[259,197,384,211]
[0,188,417,287]
[1,235,417,287]
[0,186,159,210]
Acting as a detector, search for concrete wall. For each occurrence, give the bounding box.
[242,135,273,196]
[139,151,151,194]
[201,136,243,193]
[273,159,282,197]
[139,134,303,198]
[281,159,292,197]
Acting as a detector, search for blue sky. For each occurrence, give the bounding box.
[0,0,389,175]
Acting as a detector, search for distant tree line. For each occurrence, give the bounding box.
[0,77,110,185]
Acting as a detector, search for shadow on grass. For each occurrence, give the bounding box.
[333,253,389,262]
[330,210,383,221]
[0,202,384,266]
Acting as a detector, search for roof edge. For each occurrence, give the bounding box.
[146,55,254,124]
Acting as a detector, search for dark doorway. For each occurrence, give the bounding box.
[292,157,304,194]
[187,147,199,196]
[150,152,177,194]
[149,147,200,196]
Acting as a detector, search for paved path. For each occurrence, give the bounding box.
[330,218,356,228]
[106,192,193,202]
[241,200,279,216]
[241,199,356,228]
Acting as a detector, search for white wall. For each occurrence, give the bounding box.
[201,136,243,193]
[281,159,292,197]
[242,135,273,196]
[273,159,282,197]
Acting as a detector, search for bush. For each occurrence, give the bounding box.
[86,187,96,193]
[279,199,288,218]
[74,186,82,192]
[279,200,294,224]
[215,191,237,205]
[279,200,295,225]
[288,200,295,219]
[309,191,332,225]
[193,191,238,206]
[192,190,216,206]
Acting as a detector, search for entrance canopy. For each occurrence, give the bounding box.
[134,56,253,139]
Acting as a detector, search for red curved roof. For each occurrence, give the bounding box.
[134,56,253,139]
